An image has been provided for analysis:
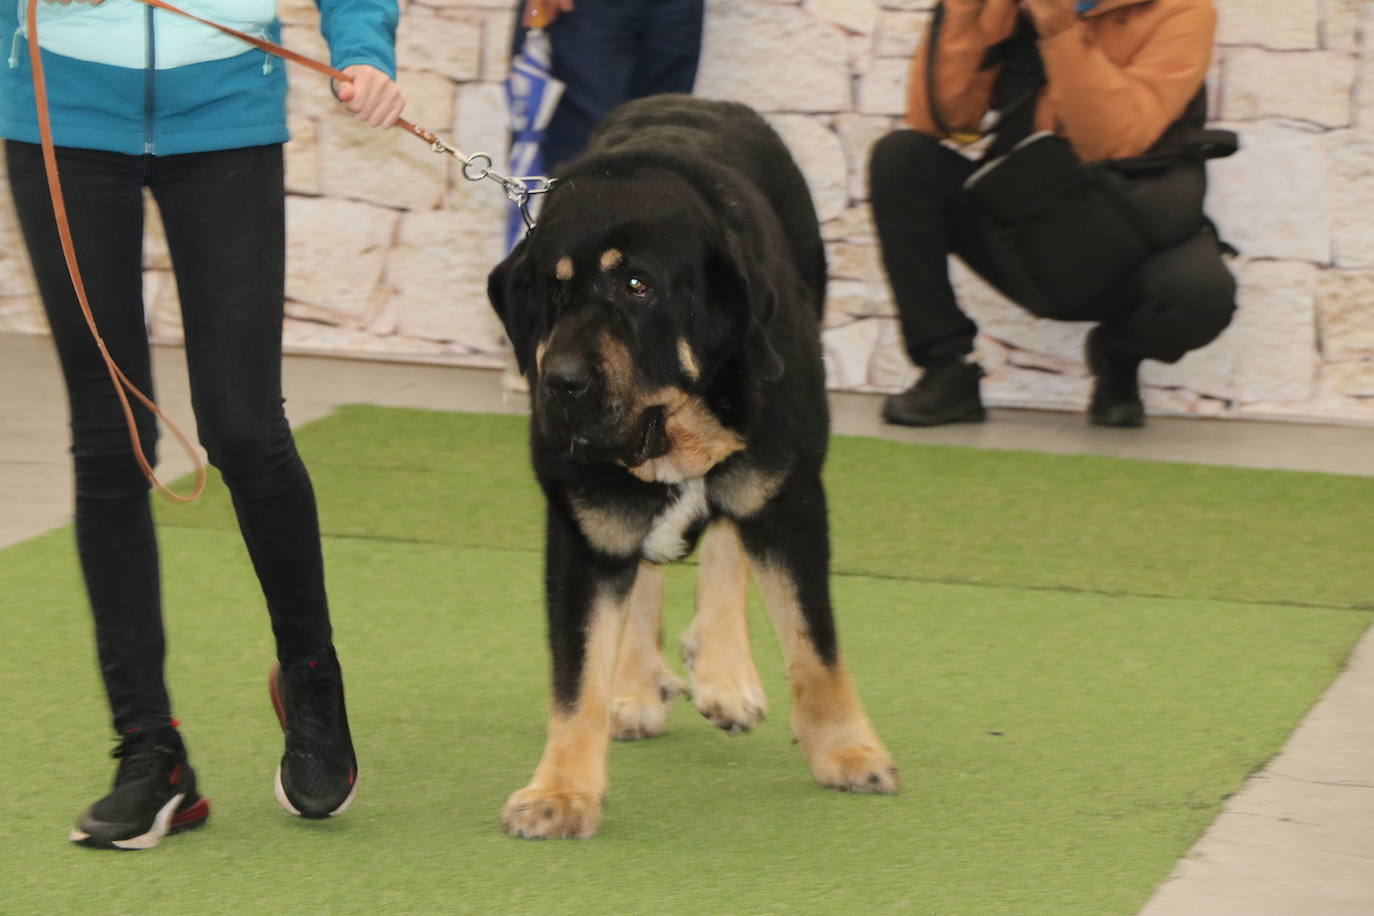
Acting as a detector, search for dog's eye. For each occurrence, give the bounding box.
[626,277,650,298]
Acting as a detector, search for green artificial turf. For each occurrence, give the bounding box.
[2,404,1369,914]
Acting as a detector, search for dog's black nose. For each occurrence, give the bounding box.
[542,353,593,400]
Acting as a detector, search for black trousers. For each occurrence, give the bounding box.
[868,130,1236,368]
[514,0,705,171]
[6,141,332,735]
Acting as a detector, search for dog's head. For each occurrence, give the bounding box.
[488,165,783,468]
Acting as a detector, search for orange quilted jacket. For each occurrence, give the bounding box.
[906,0,1218,162]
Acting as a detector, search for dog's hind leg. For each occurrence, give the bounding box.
[610,563,685,741]
[740,478,899,794]
[501,511,637,839]
[682,519,768,733]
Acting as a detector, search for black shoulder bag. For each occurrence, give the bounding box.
[928,4,1238,319]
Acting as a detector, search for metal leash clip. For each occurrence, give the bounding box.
[424,145,558,229]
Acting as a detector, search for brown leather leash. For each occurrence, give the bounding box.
[25,0,552,502]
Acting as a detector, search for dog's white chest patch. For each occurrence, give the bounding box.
[641,479,709,564]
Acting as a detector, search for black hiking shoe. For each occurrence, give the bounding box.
[270,648,358,819]
[1086,327,1145,428]
[70,723,210,850]
[882,359,986,427]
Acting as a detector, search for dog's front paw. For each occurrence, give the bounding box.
[682,630,768,734]
[690,676,768,734]
[501,785,603,839]
[611,669,684,741]
[808,743,900,795]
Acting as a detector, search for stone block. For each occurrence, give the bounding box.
[696,0,851,113]
[1327,128,1374,268]
[857,56,909,116]
[824,279,870,327]
[277,0,319,24]
[139,193,169,272]
[766,115,848,222]
[983,362,1091,410]
[804,0,878,35]
[1238,359,1374,423]
[281,25,335,121]
[868,316,917,390]
[0,181,36,300]
[398,6,482,82]
[826,240,883,282]
[822,316,881,389]
[835,113,897,201]
[1317,269,1374,358]
[1322,359,1374,398]
[1320,0,1363,52]
[874,10,927,59]
[821,202,878,243]
[1205,120,1329,263]
[1221,48,1354,128]
[482,8,519,83]
[284,115,321,197]
[387,210,509,351]
[285,197,400,320]
[318,71,454,212]
[1214,0,1320,49]
[1231,259,1319,403]
[951,260,1086,363]
[1141,312,1239,402]
[0,296,45,334]
[146,269,182,343]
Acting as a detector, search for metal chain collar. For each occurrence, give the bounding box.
[426,138,558,229]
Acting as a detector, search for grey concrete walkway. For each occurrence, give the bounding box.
[2,331,1370,913]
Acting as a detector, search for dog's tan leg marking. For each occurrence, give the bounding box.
[753,562,899,794]
[501,592,626,839]
[682,520,768,733]
[610,563,685,741]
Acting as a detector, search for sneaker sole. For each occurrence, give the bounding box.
[69,793,211,851]
[273,763,359,819]
[269,662,359,819]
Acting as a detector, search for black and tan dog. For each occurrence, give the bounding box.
[487,95,898,839]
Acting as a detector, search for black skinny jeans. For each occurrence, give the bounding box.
[6,141,332,734]
[868,130,1236,368]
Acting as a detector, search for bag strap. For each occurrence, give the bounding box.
[982,12,1047,159]
[925,4,1046,154]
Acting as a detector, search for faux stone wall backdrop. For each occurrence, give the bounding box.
[1,0,1371,424]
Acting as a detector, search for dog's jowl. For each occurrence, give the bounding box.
[487,95,899,839]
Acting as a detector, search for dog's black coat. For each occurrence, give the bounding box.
[488,95,836,708]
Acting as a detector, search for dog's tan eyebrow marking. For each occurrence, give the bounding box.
[599,248,622,271]
[555,256,574,281]
[677,338,700,382]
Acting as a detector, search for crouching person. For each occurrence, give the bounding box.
[870,0,1236,428]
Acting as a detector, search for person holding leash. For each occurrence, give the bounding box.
[870,0,1236,428]
[0,0,404,848]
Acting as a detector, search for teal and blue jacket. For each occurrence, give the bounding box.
[0,0,397,156]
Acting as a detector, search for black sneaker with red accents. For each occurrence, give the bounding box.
[70,723,210,850]
[269,648,358,819]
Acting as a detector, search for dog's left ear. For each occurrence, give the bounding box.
[487,236,538,376]
[711,229,785,384]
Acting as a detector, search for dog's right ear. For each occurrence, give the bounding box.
[487,236,538,376]
[709,228,785,385]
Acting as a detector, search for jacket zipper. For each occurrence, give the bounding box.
[143,7,155,154]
